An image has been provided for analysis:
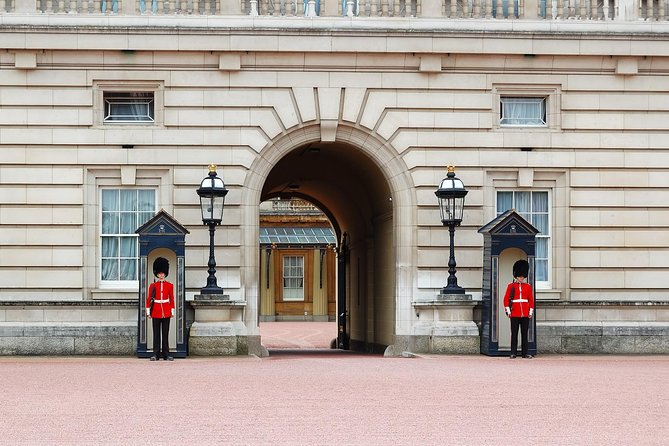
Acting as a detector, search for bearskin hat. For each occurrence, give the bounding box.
[153,257,169,277]
[513,259,529,278]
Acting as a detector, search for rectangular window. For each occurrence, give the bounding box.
[497,190,550,287]
[101,189,156,284]
[282,255,304,301]
[500,97,546,126]
[103,92,154,123]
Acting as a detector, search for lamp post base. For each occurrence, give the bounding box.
[405,293,478,355]
[200,286,225,295]
[188,294,262,356]
[441,285,466,295]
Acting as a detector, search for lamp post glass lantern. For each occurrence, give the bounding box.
[197,164,228,295]
[435,165,468,294]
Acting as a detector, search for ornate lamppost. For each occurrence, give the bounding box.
[435,165,468,295]
[197,164,228,295]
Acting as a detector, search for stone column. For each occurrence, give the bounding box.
[189,294,259,356]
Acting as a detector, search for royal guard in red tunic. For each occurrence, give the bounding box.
[503,259,535,359]
[145,257,175,361]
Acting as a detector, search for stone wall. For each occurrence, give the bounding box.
[1,18,669,354]
[537,302,669,354]
[0,301,136,355]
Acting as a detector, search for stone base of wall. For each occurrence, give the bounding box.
[430,335,480,354]
[538,322,669,354]
[388,334,479,355]
[2,301,668,356]
[0,322,136,355]
[188,322,262,356]
[390,322,669,356]
[0,301,137,355]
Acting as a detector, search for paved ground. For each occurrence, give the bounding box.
[260,321,337,349]
[2,322,668,445]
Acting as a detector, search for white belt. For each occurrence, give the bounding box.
[154,299,169,304]
[512,299,528,303]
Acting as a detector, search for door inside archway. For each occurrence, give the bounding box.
[259,142,395,353]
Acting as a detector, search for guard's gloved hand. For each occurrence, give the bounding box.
[146,308,150,317]
[504,307,510,317]
[529,309,534,318]
[171,308,175,317]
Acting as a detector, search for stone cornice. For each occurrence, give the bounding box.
[2,15,669,56]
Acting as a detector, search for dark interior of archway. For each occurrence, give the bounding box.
[260,141,394,353]
[261,142,392,236]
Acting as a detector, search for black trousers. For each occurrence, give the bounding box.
[510,317,530,356]
[152,317,170,358]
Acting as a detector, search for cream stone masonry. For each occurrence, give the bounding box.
[1,14,669,355]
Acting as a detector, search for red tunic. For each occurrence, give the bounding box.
[503,281,534,318]
[146,280,175,319]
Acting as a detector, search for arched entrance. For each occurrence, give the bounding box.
[242,124,416,354]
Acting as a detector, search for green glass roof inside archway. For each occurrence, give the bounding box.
[260,227,336,246]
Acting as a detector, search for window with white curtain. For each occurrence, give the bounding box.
[282,255,304,301]
[500,97,546,126]
[101,189,156,284]
[497,190,550,287]
[103,92,154,123]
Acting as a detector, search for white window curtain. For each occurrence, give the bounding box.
[101,189,155,282]
[497,190,550,284]
[531,192,549,282]
[500,97,546,126]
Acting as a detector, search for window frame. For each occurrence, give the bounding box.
[492,84,561,131]
[99,187,157,289]
[495,189,551,289]
[281,255,305,302]
[103,91,155,124]
[93,80,164,128]
[499,96,547,127]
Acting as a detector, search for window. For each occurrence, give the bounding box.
[500,97,546,126]
[101,189,156,284]
[103,92,154,123]
[282,256,304,301]
[497,191,550,286]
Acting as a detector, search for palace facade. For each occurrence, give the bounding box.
[1,0,669,355]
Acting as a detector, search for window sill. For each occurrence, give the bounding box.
[536,289,562,301]
[499,125,548,129]
[103,121,155,125]
[91,289,138,300]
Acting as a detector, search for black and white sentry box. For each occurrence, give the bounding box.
[135,210,190,358]
[478,210,539,357]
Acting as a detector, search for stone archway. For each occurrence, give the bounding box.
[241,124,416,354]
